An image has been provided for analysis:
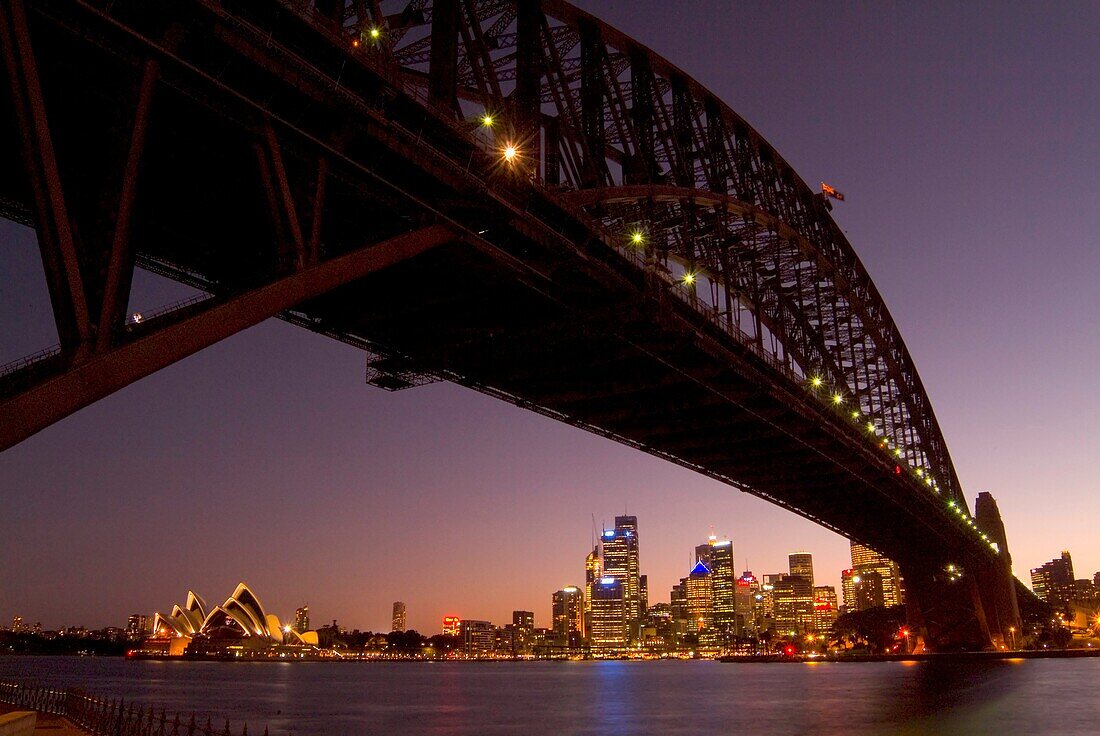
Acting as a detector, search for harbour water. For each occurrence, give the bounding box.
[2,656,1098,735]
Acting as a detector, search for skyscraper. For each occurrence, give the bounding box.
[773,575,814,634]
[590,577,627,650]
[788,552,814,587]
[1031,551,1076,608]
[843,568,884,612]
[551,587,584,640]
[812,586,838,633]
[735,571,759,636]
[841,569,857,614]
[850,542,904,607]
[695,536,717,567]
[391,601,407,632]
[584,545,600,636]
[670,579,689,635]
[600,516,642,641]
[512,610,534,631]
[707,540,736,632]
[294,605,310,634]
[686,561,714,630]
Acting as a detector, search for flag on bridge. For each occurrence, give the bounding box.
[821,182,845,201]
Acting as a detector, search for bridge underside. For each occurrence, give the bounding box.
[0,0,1030,650]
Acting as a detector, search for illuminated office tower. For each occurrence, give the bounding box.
[584,545,600,634]
[841,569,857,613]
[850,542,904,607]
[670,579,689,635]
[843,568,884,612]
[513,610,534,631]
[126,614,149,638]
[639,575,649,617]
[1030,551,1076,608]
[600,516,642,641]
[735,571,759,636]
[773,575,814,634]
[695,535,717,566]
[551,587,584,638]
[760,574,783,631]
[685,562,714,631]
[461,620,494,656]
[812,586,838,633]
[391,602,407,632]
[788,552,814,586]
[590,577,627,650]
[707,540,736,632]
[294,605,310,634]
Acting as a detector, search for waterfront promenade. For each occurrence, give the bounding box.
[0,704,83,735]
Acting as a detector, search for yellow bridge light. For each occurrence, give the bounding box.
[682,271,696,285]
[851,409,860,419]
[630,230,645,245]
[866,422,875,432]
[480,113,495,127]
[369,27,381,39]
[832,393,844,405]
[810,376,823,388]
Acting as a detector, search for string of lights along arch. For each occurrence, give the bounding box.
[0,0,1035,649]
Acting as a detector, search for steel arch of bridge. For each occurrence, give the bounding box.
[0,1,988,551]
[371,0,962,503]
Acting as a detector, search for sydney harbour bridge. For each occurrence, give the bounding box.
[0,0,1039,650]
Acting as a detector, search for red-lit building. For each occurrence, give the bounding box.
[442,616,461,636]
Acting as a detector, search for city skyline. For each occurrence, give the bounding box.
[1,0,1098,634]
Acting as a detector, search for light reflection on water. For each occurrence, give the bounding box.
[0,656,1097,735]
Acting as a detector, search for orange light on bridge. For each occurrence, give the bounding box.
[502,144,518,162]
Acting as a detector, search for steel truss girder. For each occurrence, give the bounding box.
[0,225,455,450]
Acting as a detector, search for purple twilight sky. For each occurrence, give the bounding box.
[1,1,1098,633]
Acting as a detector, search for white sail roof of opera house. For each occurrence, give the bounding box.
[152,582,318,645]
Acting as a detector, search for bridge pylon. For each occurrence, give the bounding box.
[903,561,992,652]
[903,491,1021,652]
[973,492,1023,649]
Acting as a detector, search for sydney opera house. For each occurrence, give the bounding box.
[144,582,319,657]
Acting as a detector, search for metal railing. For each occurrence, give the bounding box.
[0,345,62,380]
[0,680,285,736]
